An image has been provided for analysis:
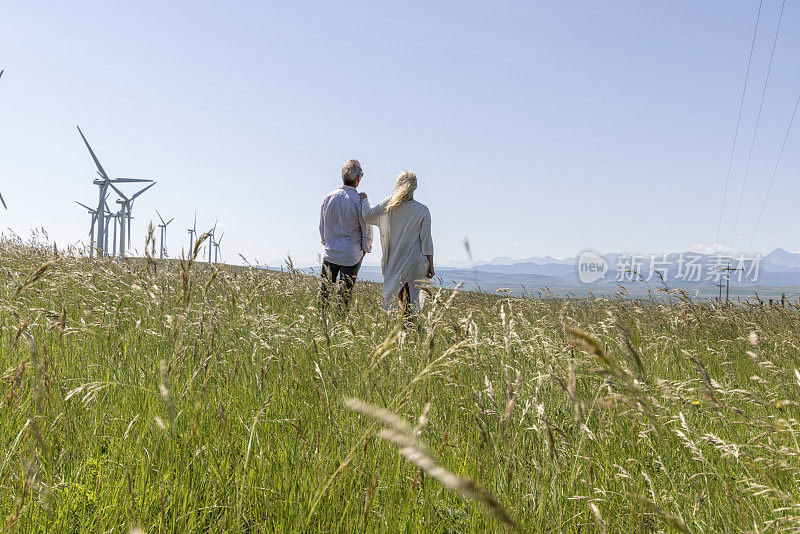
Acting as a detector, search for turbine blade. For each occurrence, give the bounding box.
[103,191,112,213]
[131,182,156,200]
[76,126,110,180]
[0,192,6,209]
[75,201,94,211]
[107,181,128,201]
[166,218,174,225]
[110,178,154,183]
[156,210,165,225]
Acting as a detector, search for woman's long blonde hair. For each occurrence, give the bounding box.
[386,171,417,211]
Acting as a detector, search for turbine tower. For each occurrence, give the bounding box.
[77,126,155,257]
[212,232,224,263]
[156,211,174,259]
[187,213,197,255]
[76,201,98,252]
[111,208,119,256]
[104,207,113,253]
[208,220,217,263]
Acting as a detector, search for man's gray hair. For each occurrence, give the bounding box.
[342,159,362,186]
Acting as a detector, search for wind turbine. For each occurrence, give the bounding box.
[107,181,156,257]
[76,201,98,254]
[211,232,224,263]
[156,211,174,259]
[208,220,217,263]
[124,182,155,254]
[187,213,197,255]
[77,126,154,257]
[129,183,155,253]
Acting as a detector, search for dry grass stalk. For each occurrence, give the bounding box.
[626,492,691,533]
[345,397,521,531]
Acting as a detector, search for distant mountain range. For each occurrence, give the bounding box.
[445,255,573,268]
[408,248,800,298]
[292,249,800,299]
[445,248,799,269]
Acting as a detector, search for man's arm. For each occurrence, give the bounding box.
[319,198,326,245]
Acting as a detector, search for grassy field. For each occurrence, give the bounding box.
[3,235,800,532]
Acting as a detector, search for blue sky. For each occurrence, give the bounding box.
[1,1,798,265]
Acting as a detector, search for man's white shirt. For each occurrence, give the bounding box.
[319,185,373,266]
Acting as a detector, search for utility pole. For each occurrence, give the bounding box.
[714,262,743,304]
[720,263,744,302]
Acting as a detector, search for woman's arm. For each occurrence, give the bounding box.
[420,208,434,277]
[361,196,387,225]
[359,197,373,255]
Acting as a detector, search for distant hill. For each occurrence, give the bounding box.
[764,248,800,269]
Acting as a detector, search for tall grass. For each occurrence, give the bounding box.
[2,233,800,532]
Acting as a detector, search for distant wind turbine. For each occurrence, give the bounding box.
[212,232,224,263]
[107,181,156,257]
[76,201,98,249]
[156,211,174,259]
[208,220,217,263]
[188,212,197,255]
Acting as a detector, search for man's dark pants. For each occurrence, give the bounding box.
[319,259,362,309]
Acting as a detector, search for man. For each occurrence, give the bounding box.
[318,159,372,310]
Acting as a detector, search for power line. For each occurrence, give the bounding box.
[747,88,800,252]
[729,0,786,252]
[714,0,764,253]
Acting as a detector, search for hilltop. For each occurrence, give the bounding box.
[3,237,800,531]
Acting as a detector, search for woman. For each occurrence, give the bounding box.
[361,170,434,310]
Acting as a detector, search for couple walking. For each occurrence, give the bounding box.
[318,159,434,311]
